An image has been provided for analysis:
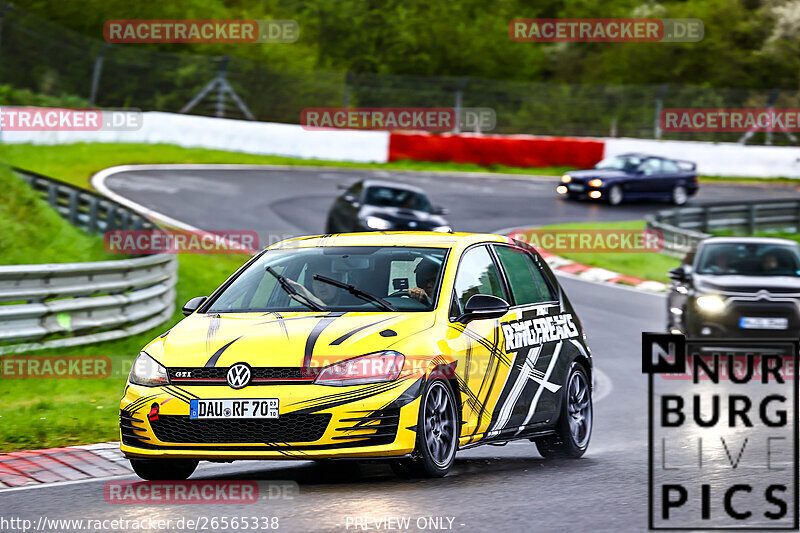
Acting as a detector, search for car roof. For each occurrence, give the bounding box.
[268,231,509,250]
[616,153,667,160]
[361,180,427,195]
[700,236,799,247]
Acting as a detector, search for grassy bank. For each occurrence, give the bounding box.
[521,221,681,283]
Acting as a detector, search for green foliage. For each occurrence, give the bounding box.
[13,0,800,91]
[0,165,110,264]
[0,84,89,107]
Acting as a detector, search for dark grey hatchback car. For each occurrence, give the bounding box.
[667,237,800,338]
[325,179,451,233]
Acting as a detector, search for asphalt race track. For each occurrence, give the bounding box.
[4,167,800,532]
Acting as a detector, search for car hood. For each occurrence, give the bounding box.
[148,311,437,368]
[359,205,448,227]
[566,169,629,182]
[695,274,800,293]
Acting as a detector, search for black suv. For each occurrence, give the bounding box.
[667,237,800,337]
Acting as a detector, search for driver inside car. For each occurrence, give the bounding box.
[408,259,439,303]
[285,264,344,308]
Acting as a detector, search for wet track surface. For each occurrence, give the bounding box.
[4,167,800,532]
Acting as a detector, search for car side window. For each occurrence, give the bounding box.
[638,158,662,176]
[661,160,680,174]
[493,245,555,305]
[453,245,505,311]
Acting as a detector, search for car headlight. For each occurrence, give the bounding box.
[588,179,603,187]
[696,294,725,314]
[364,216,392,230]
[314,351,404,386]
[561,175,572,183]
[432,225,452,233]
[129,351,169,387]
[556,185,568,195]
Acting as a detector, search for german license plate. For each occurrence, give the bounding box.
[739,317,788,330]
[189,398,279,419]
[569,184,585,192]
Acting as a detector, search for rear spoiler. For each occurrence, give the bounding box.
[674,159,697,171]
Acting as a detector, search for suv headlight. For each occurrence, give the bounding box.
[365,216,392,230]
[314,351,404,386]
[129,351,169,387]
[696,294,725,314]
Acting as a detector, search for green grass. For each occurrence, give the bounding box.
[522,220,681,283]
[0,252,251,451]
[0,166,112,265]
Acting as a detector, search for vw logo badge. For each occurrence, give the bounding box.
[227,363,251,389]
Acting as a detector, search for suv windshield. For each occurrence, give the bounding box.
[364,186,432,212]
[695,242,800,276]
[206,246,448,312]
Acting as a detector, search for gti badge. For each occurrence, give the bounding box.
[227,363,251,389]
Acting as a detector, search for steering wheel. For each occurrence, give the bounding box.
[388,289,431,306]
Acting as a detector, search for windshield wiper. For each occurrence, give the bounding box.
[266,267,326,311]
[313,274,398,311]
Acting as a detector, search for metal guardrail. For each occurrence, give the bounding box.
[0,169,177,354]
[13,167,155,234]
[646,199,800,258]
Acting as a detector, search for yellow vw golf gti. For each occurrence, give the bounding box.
[120,232,593,479]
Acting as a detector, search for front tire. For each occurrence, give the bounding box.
[536,362,592,459]
[671,185,688,206]
[390,379,458,478]
[607,185,623,206]
[130,458,198,480]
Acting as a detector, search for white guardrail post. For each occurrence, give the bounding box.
[0,168,177,354]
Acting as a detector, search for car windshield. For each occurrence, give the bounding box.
[206,246,448,312]
[595,155,642,171]
[695,242,800,276]
[364,186,432,212]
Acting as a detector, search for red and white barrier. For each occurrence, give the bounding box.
[388,131,605,169]
[4,110,799,177]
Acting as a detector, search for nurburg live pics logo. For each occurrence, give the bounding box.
[643,333,799,530]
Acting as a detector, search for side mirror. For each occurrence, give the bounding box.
[432,205,448,215]
[457,294,510,323]
[668,267,689,282]
[182,296,207,316]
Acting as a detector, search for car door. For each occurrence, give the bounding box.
[631,157,663,196]
[488,244,572,432]
[443,244,514,442]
